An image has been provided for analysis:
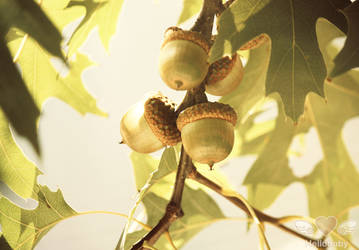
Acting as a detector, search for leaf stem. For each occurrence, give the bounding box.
[187,166,330,250]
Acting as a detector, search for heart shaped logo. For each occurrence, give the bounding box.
[315,216,337,235]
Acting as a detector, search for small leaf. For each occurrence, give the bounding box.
[65,0,125,57]
[211,0,347,121]
[0,185,77,250]
[331,1,359,77]
[177,0,203,25]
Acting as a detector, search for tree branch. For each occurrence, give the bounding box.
[130,147,191,250]
[130,1,222,248]
[187,165,328,249]
[191,0,222,41]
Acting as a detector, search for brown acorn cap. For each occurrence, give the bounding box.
[207,54,238,84]
[240,34,269,50]
[177,102,237,131]
[162,26,210,54]
[144,94,181,146]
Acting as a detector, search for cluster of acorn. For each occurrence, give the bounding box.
[120,27,245,168]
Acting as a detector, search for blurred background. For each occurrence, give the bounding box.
[1,0,358,249]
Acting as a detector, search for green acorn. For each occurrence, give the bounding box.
[120,93,181,153]
[206,54,244,96]
[159,27,210,90]
[177,102,237,168]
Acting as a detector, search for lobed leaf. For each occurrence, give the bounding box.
[0,0,65,151]
[0,34,106,200]
[65,0,125,57]
[230,19,359,217]
[0,185,77,250]
[212,0,347,121]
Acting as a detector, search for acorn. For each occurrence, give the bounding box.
[240,34,269,50]
[176,102,237,169]
[205,54,244,96]
[120,93,181,153]
[159,27,210,90]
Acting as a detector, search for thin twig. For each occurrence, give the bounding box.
[187,166,328,250]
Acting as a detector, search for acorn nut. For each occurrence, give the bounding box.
[159,27,210,90]
[120,93,181,153]
[206,54,244,96]
[176,102,237,169]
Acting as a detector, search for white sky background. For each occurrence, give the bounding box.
[2,0,359,249]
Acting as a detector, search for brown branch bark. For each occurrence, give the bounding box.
[130,147,191,250]
[187,165,328,250]
[191,0,222,41]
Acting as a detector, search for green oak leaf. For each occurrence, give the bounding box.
[0,185,77,250]
[211,0,347,121]
[0,35,106,199]
[331,1,359,77]
[65,0,124,57]
[302,76,359,219]
[177,0,203,25]
[6,34,106,120]
[0,111,42,199]
[232,19,359,217]
[118,147,228,249]
[0,0,66,151]
[241,100,310,210]
[302,20,359,215]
